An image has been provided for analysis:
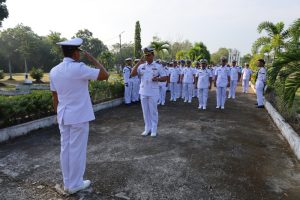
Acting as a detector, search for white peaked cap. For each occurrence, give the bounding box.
[56,38,83,46]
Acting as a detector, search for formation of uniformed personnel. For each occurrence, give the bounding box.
[214,57,230,109]
[131,47,168,137]
[50,38,109,194]
[195,59,213,110]
[255,59,267,108]
[123,58,133,104]
[168,61,180,101]
[158,61,169,105]
[241,63,252,93]
[228,60,241,99]
[181,60,196,103]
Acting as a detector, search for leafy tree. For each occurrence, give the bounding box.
[75,29,108,58]
[0,0,8,27]
[175,50,188,60]
[240,53,252,65]
[98,51,115,71]
[211,48,229,64]
[134,21,142,59]
[252,21,289,60]
[187,42,210,62]
[112,42,135,66]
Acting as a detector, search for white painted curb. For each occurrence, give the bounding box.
[250,83,300,159]
[0,98,124,143]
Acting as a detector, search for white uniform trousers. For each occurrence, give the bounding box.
[229,80,238,98]
[198,88,209,107]
[58,122,89,190]
[158,82,167,104]
[256,81,264,106]
[216,87,227,107]
[124,82,133,104]
[132,79,140,102]
[242,79,249,93]
[169,82,177,100]
[193,85,198,98]
[183,83,193,102]
[141,95,159,133]
[176,83,182,98]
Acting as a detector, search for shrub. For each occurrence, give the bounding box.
[89,80,124,104]
[30,67,44,82]
[0,91,54,128]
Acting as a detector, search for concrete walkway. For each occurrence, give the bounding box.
[1,85,300,200]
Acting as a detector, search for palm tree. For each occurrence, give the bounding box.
[150,41,170,59]
[268,18,300,108]
[252,21,289,61]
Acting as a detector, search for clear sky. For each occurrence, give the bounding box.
[2,0,299,55]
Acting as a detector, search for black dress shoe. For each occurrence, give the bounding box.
[256,105,264,108]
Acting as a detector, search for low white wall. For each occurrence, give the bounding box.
[250,83,300,160]
[0,98,124,143]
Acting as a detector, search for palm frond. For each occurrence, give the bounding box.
[252,37,271,54]
[284,71,300,108]
[257,21,277,36]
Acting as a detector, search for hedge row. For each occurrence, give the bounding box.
[0,81,124,128]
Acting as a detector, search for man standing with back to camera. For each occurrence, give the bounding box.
[50,38,109,194]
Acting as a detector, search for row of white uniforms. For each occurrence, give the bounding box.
[255,67,267,106]
[50,57,100,191]
[241,67,253,93]
[137,61,167,134]
[123,66,140,104]
[158,65,170,105]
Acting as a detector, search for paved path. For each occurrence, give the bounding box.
[1,85,300,200]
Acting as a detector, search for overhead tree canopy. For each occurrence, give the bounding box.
[0,0,8,27]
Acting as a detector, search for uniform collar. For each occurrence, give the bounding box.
[63,57,75,63]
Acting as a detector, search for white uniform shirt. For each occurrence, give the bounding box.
[242,68,252,80]
[230,66,240,81]
[169,67,181,83]
[182,67,196,83]
[215,66,230,87]
[123,66,131,83]
[196,68,212,89]
[50,57,100,125]
[137,62,167,96]
[256,67,267,83]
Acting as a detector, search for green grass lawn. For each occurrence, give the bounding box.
[1,71,123,85]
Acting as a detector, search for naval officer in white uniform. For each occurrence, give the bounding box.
[50,38,109,194]
[123,58,133,104]
[131,47,168,137]
[255,59,267,108]
[241,63,252,93]
[228,60,241,99]
[214,57,230,109]
[195,59,212,110]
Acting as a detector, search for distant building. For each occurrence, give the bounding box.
[228,49,241,65]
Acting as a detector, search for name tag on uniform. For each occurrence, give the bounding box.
[152,68,158,70]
